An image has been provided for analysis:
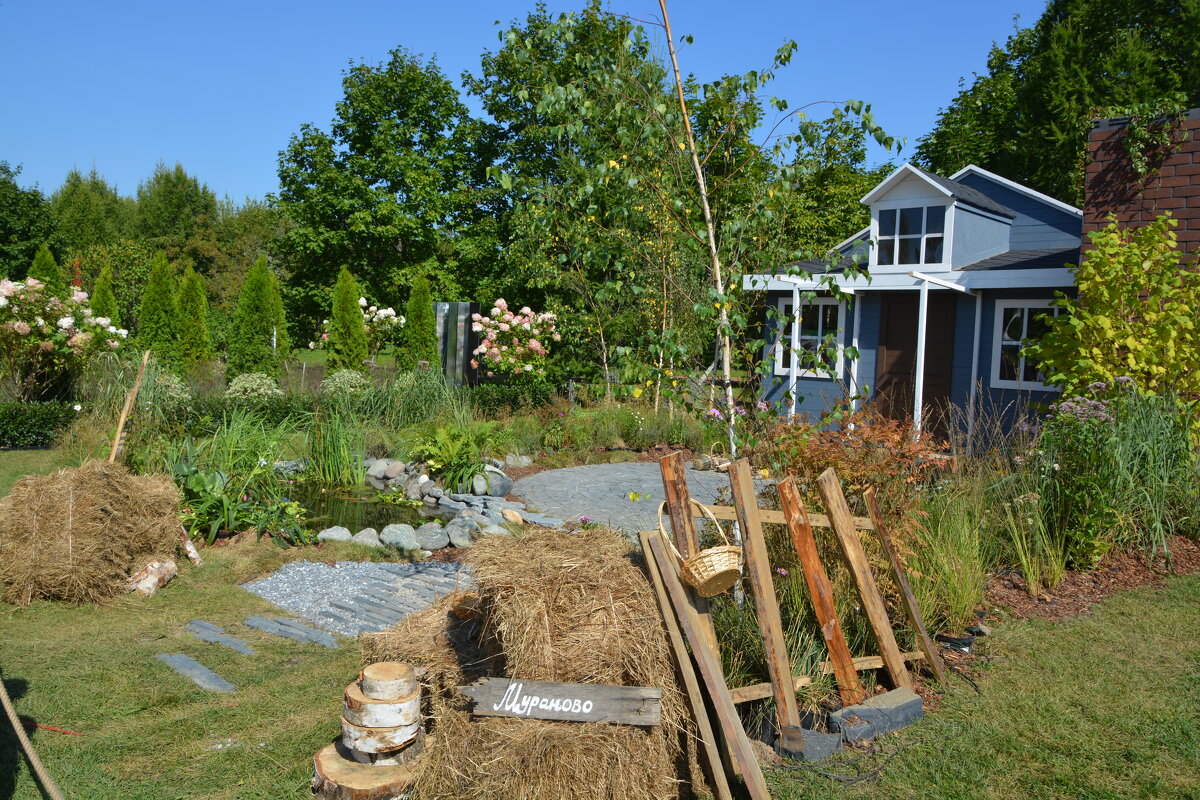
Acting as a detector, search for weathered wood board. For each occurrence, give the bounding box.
[659,452,719,653]
[460,678,662,727]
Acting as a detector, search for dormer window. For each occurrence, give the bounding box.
[877,205,945,265]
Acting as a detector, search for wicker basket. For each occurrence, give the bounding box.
[657,499,743,597]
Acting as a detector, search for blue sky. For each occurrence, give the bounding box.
[0,0,1048,203]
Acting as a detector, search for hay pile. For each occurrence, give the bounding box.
[0,460,181,605]
[361,528,706,800]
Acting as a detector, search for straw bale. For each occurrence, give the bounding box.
[361,528,707,800]
[0,460,181,605]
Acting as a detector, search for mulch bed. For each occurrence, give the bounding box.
[984,534,1200,622]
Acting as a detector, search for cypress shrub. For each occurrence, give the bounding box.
[227,256,285,379]
[28,244,67,298]
[395,275,439,371]
[177,264,213,370]
[90,265,120,327]
[137,251,178,361]
[328,267,368,373]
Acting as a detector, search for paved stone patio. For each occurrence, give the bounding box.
[512,461,734,531]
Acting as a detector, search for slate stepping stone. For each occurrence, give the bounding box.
[156,653,237,693]
[186,620,255,655]
[245,615,339,649]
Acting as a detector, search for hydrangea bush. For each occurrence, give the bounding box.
[470,298,559,378]
[225,372,284,400]
[0,278,127,399]
[309,298,404,359]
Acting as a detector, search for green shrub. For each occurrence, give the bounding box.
[89,265,120,327]
[136,251,178,361]
[177,265,213,370]
[228,256,287,379]
[0,401,78,447]
[226,373,283,400]
[468,381,553,415]
[321,368,372,397]
[328,268,368,373]
[395,275,438,371]
[28,243,66,298]
[407,420,513,492]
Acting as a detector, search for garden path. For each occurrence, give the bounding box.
[512,461,734,532]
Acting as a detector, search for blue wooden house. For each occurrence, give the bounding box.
[743,163,1082,435]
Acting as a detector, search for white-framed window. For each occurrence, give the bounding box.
[876,205,946,266]
[774,297,845,379]
[991,299,1059,391]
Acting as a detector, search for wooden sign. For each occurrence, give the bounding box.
[459,678,662,727]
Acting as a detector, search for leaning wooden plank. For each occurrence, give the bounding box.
[864,487,948,686]
[777,477,866,706]
[728,459,803,744]
[703,503,875,531]
[728,652,924,704]
[645,531,772,800]
[460,678,662,727]
[658,452,719,654]
[816,468,912,690]
[109,349,151,463]
[155,653,237,693]
[640,530,734,800]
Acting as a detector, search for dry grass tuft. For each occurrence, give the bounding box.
[0,459,181,605]
[361,527,705,800]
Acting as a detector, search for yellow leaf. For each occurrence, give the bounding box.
[607,159,620,169]
[633,387,643,398]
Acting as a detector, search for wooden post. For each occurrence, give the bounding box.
[777,477,866,705]
[863,487,948,685]
[109,350,152,463]
[640,531,734,800]
[644,531,771,800]
[728,459,803,745]
[658,452,718,653]
[816,468,912,690]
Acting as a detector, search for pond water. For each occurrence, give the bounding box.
[287,483,451,531]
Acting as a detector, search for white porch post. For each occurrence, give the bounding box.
[789,285,800,420]
[913,279,929,431]
[967,291,982,451]
[849,295,862,411]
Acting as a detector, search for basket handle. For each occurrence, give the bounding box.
[656,498,731,558]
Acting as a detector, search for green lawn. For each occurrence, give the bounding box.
[0,448,70,496]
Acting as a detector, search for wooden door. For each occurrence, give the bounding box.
[874,293,956,434]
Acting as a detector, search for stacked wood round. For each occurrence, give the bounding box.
[313,662,425,799]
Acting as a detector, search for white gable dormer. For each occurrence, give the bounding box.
[861,164,1014,273]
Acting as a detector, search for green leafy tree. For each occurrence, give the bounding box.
[71,240,153,333]
[177,264,214,370]
[395,275,438,370]
[28,243,66,297]
[50,168,132,254]
[275,48,480,330]
[90,265,120,327]
[227,256,287,379]
[0,162,54,279]
[135,162,219,272]
[137,251,179,360]
[327,267,368,373]
[916,0,1200,204]
[1026,214,1200,398]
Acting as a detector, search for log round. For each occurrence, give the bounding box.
[312,742,417,800]
[348,729,425,766]
[360,662,416,700]
[343,683,420,729]
[340,717,421,754]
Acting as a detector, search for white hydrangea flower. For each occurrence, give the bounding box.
[117,328,128,338]
[57,316,75,329]
[92,316,110,327]
[358,297,368,307]
[0,296,7,308]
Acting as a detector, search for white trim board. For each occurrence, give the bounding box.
[772,295,846,380]
[990,298,1061,392]
[743,267,1075,293]
[861,163,953,205]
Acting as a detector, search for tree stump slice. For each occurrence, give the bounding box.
[341,717,422,754]
[348,729,425,766]
[313,742,417,800]
[360,662,417,700]
[343,683,421,729]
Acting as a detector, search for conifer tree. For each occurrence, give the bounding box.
[137,251,179,360]
[227,256,285,379]
[395,275,438,371]
[90,265,120,327]
[28,243,66,297]
[328,267,368,373]
[177,264,213,370]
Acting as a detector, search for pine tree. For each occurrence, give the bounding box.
[395,275,439,371]
[227,256,285,379]
[28,243,66,298]
[177,265,213,370]
[328,267,368,373]
[137,251,179,360]
[90,265,120,327]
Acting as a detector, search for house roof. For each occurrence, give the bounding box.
[956,247,1079,272]
[860,163,1015,218]
[949,164,1083,218]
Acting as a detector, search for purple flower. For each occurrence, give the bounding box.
[1087,381,1109,393]
[706,407,724,420]
[1115,376,1134,386]
[776,568,788,576]
[579,516,591,524]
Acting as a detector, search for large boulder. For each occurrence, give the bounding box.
[383,461,407,479]
[366,459,392,480]
[416,522,449,551]
[380,523,418,550]
[351,528,382,548]
[447,526,474,548]
[317,526,352,542]
[471,466,513,497]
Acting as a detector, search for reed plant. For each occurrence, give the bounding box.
[302,409,367,487]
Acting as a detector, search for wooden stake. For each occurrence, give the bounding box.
[728,651,925,704]
[640,531,734,800]
[777,477,866,705]
[108,350,152,463]
[728,459,803,747]
[816,468,912,690]
[658,452,718,654]
[864,487,948,685]
[645,531,771,800]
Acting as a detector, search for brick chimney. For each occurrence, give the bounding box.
[1083,108,1200,255]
